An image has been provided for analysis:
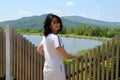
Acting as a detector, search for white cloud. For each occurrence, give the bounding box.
[66,13,76,16]
[47,9,62,15]
[80,13,88,17]
[18,10,31,16]
[66,1,74,6]
[92,5,102,20]
[96,5,102,8]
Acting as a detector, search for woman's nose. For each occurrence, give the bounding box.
[57,23,60,27]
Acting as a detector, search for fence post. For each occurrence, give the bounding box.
[4,26,13,80]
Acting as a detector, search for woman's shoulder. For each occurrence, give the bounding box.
[48,33,58,38]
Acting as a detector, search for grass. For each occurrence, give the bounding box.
[17,30,111,42]
[59,34,111,42]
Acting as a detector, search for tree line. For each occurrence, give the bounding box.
[17,24,120,38]
[60,24,120,38]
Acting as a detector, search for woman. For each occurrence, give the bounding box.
[37,13,81,80]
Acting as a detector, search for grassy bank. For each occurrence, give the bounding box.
[18,31,111,42]
[59,34,111,42]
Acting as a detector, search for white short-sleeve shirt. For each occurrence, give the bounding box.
[39,33,66,80]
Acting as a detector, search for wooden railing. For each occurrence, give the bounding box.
[0,26,120,80]
[0,29,6,76]
[10,27,44,80]
[64,36,120,80]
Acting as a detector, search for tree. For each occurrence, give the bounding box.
[60,27,67,34]
[84,26,92,36]
[107,29,117,38]
[93,26,102,37]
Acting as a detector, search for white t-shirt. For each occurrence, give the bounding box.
[39,33,66,80]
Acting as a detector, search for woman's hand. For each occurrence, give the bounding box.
[75,55,81,61]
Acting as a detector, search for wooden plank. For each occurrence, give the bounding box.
[12,30,15,77]
[16,32,18,79]
[20,35,24,80]
[27,42,31,80]
[23,37,26,80]
[19,35,22,80]
[39,55,43,80]
[80,55,83,80]
[76,59,79,80]
[12,29,14,77]
[34,46,37,80]
[36,53,40,80]
[115,37,120,80]
[10,28,13,79]
[93,48,97,80]
[89,50,92,80]
[70,61,72,80]
[0,31,2,75]
[72,60,75,80]
[18,34,20,80]
[4,26,12,80]
[106,41,110,80]
[84,52,88,80]
[14,30,17,78]
[30,44,34,80]
[67,62,71,80]
[3,30,6,75]
[1,30,3,74]
[38,54,42,80]
[25,40,28,80]
[42,55,44,80]
[0,31,1,74]
[24,38,26,80]
[102,43,105,80]
[97,46,100,80]
[111,38,115,80]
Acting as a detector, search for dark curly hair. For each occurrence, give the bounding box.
[43,13,63,37]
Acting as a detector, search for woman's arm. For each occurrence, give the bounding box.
[56,46,81,60]
[37,44,44,56]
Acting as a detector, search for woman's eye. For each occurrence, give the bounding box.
[53,21,57,24]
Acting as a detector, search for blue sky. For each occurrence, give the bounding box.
[0,0,120,22]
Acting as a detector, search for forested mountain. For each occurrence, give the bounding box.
[0,14,120,29]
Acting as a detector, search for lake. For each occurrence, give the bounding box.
[23,35,103,54]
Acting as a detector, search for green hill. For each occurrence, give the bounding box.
[0,14,120,29]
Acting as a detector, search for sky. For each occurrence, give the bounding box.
[0,0,120,22]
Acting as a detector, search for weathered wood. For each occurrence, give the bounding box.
[111,38,115,80]
[89,50,92,80]
[102,43,105,80]
[4,26,12,80]
[97,46,101,80]
[106,41,110,80]
[1,26,120,80]
[80,56,83,80]
[116,37,120,80]
[84,52,88,80]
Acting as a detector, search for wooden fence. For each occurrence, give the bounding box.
[0,26,120,80]
[10,27,44,80]
[64,35,120,80]
[0,29,6,76]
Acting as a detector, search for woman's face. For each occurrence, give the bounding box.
[50,18,60,34]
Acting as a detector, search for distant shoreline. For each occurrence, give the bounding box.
[20,32,111,42]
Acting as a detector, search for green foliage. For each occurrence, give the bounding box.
[17,24,120,38]
[17,28,43,34]
[64,25,120,38]
[0,75,5,80]
[0,75,16,80]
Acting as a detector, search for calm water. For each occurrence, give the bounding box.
[23,35,103,54]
